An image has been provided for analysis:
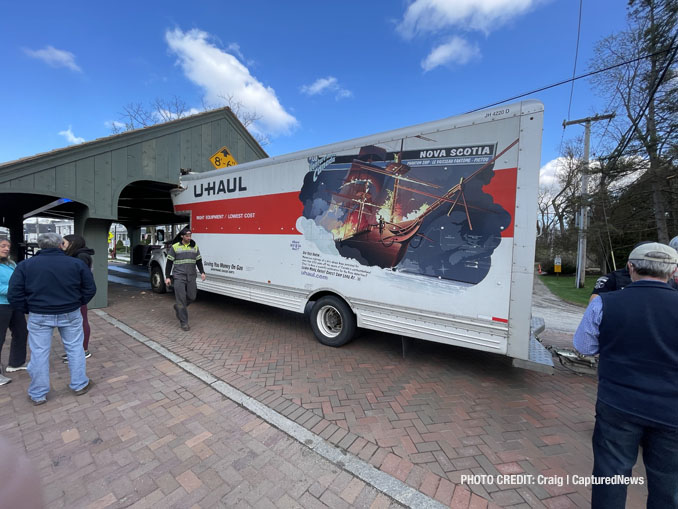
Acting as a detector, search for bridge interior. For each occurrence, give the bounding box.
[3,180,181,224]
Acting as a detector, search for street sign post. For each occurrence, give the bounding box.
[554,255,562,276]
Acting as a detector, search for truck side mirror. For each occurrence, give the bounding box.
[156,230,165,242]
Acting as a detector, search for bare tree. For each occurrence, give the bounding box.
[589,0,678,242]
[112,94,269,146]
[214,95,269,146]
[546,142,586,235]
[111,96,191,133]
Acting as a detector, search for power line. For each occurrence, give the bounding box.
[590,95,618,157]
[557,0,585,166]
[601,32,678,163]
[464,45,677,114]
[566,0,584,122]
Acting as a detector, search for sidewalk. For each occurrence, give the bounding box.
[0,312,407,509]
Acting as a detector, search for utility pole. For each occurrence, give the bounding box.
[563,113,615,289]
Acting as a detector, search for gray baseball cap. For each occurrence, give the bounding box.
[628,242,678,264]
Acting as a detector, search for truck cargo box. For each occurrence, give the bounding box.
[151,100,551,371]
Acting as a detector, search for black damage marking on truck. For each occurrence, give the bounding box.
[298,140,514,285]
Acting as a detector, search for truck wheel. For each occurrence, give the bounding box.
[310,296,356,347]
[150,265,166,294]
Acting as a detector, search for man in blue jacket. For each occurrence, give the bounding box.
[8,233,96,405]
[574,242,678,508]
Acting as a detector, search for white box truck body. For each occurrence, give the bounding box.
[153,100,551,370]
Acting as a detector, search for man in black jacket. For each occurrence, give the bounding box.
[8,233,96,405]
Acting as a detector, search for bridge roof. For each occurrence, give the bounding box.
[0,107,267,225]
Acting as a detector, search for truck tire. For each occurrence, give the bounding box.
[310,296,356,347]
[150,265,167,294]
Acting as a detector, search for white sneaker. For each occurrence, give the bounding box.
[0,374,11,386]
[63,351,91,363]
[5,364,27,373]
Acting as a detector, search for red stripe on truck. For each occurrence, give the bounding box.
[174,192,304,235]
[482,167,517,238]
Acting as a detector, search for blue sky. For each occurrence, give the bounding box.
[1,0,628,179]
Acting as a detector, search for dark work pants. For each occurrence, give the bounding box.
[0,304,28,368]
[172,275,197,326]
[592,400,678,509]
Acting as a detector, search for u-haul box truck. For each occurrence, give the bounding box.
[150,100,552,371]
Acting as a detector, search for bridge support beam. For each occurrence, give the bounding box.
[124,224,141,264]
[127,225,141,248]
[75,209,111,309]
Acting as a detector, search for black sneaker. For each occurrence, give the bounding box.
[181,324,190,331]
[28,395,46,406]
[73,380,94,396]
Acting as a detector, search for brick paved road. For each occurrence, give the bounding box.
[0,313,405,509]
[108,283,651,507]
[1,280,650,508]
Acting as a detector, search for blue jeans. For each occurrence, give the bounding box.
[592,400,678,508]
[27,310,89,401]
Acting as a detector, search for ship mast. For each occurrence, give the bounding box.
[390,141,404,221]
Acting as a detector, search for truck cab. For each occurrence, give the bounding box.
[148,229,170,293]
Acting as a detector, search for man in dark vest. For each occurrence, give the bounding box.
[164,228,206,331]
[574,242,678,508]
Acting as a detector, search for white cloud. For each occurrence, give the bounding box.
[398,0,541,69]
[23,46,82,72]
[421,36,480,71]
[300,76,353,100]
[225,43,246,63]
[398,0,539,38]
[59,127,85,145]
[165,28,297,137]
[335,89,353,99]
[539,157,563,187]
[301,77,337,95]
[105,120,126,130]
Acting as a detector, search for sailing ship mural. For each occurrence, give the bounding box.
[298,137,517,284]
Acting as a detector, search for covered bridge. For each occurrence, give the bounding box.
[0,108,267,307]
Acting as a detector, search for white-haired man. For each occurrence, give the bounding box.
[574,242,678,508]
[8,233,96,405]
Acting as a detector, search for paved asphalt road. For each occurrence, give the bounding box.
[531,278,585,333]
[530,276,586,350]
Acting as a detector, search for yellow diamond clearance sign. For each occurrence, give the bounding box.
[209,147,238,169]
